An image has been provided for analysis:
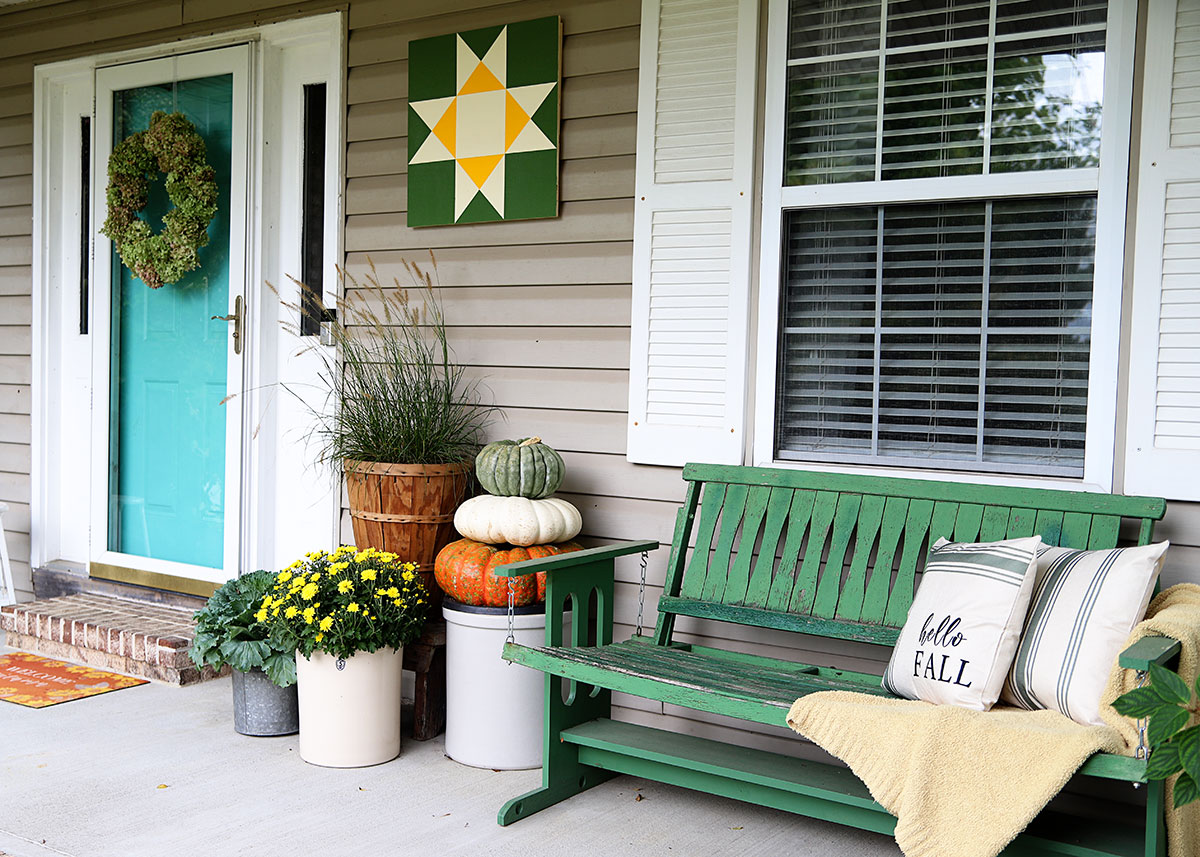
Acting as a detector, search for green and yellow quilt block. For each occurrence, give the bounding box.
[408,16,562,227]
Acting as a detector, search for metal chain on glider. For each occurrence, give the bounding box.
[636,550,648,638]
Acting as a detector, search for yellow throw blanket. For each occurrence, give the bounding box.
[1101,583,1200,857]
[786,583,1200,857]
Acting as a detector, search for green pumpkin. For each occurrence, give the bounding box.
[475,436,565,499]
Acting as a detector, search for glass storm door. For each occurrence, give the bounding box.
[93,47,250,584]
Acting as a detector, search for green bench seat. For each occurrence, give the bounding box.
[509,637,892,727]
[494,464,1175,857]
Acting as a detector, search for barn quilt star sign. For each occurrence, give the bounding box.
[408,16,562,226]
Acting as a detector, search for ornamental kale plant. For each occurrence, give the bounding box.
[1113,661,1200,807]
[190,569,296,687]
[261,546,430,661]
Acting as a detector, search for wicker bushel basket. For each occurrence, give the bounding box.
[344,460,472,607]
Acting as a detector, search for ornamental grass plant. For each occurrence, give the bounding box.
[293,253,494,468]
[262,547,430,661]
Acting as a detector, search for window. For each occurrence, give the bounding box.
[764,0,1123,479]
[300,82,328,337]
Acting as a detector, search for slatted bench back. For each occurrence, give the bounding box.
[654,464,1166,647]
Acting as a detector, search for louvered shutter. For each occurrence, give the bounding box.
[626,0,759,466]
[1125,0,1200,499]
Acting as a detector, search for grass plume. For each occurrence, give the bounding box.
[293,253,494,468]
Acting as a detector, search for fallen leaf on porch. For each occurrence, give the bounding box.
[156,784,168,789]
[730,826,743,830]
[634,794,643,802]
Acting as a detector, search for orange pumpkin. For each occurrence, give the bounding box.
[434,539,583,607]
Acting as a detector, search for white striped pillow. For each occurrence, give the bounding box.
[1001,541,1169,726]
[883,536,1042,711]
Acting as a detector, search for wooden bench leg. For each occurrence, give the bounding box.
[402,620,447,741]
[408,642,445,741]
[498,677,616,825]
[1144,780,1167,857]
[499,556,620,825]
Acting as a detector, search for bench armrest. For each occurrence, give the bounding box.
[1118,636,1181,671]
[500,540,659,652]
[492,540,660,576]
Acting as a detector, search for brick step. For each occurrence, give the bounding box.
[0,594,227,686]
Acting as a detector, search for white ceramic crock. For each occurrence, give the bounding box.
[295,646,403,767]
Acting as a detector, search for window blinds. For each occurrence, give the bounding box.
[777,194,1096,475]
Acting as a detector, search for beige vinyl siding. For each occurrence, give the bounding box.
[0,2,665,566]
[336,0,712,737]
[0,0,351,601]
[336,0,688,677]
[1154,505,1200,588]
[0,0,692,737]
[334,0,692,739]
[0,0,1196,759]
[0,31,33,598]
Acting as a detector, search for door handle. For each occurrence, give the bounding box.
[211,294,243,355]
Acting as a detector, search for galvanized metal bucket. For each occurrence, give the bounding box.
[232,667,299,736]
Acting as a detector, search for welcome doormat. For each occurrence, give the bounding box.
[0,652,148,708]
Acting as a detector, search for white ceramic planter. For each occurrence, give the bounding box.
[295,647,403,768]
[443,599,549,771]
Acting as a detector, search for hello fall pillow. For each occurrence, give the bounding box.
[883,536,1042,710]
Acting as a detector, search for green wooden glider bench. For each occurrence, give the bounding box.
[495,463,1178,857]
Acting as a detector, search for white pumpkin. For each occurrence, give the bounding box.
[454,495,582,547]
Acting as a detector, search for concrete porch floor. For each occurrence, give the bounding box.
[0,642,900,857]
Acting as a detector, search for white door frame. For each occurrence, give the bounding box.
[90,45,252,584]
[31,14,344,590]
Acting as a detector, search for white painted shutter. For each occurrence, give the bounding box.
[1126,0,1200,499]
[626,0,758,466]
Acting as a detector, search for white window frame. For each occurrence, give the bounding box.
[752,0,1137,492]
[31,14,344,583]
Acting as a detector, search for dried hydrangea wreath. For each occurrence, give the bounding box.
[101,111,218,289]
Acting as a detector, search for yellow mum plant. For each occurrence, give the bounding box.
[263,546,429,660]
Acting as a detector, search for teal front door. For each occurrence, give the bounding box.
[95,48,250,583]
